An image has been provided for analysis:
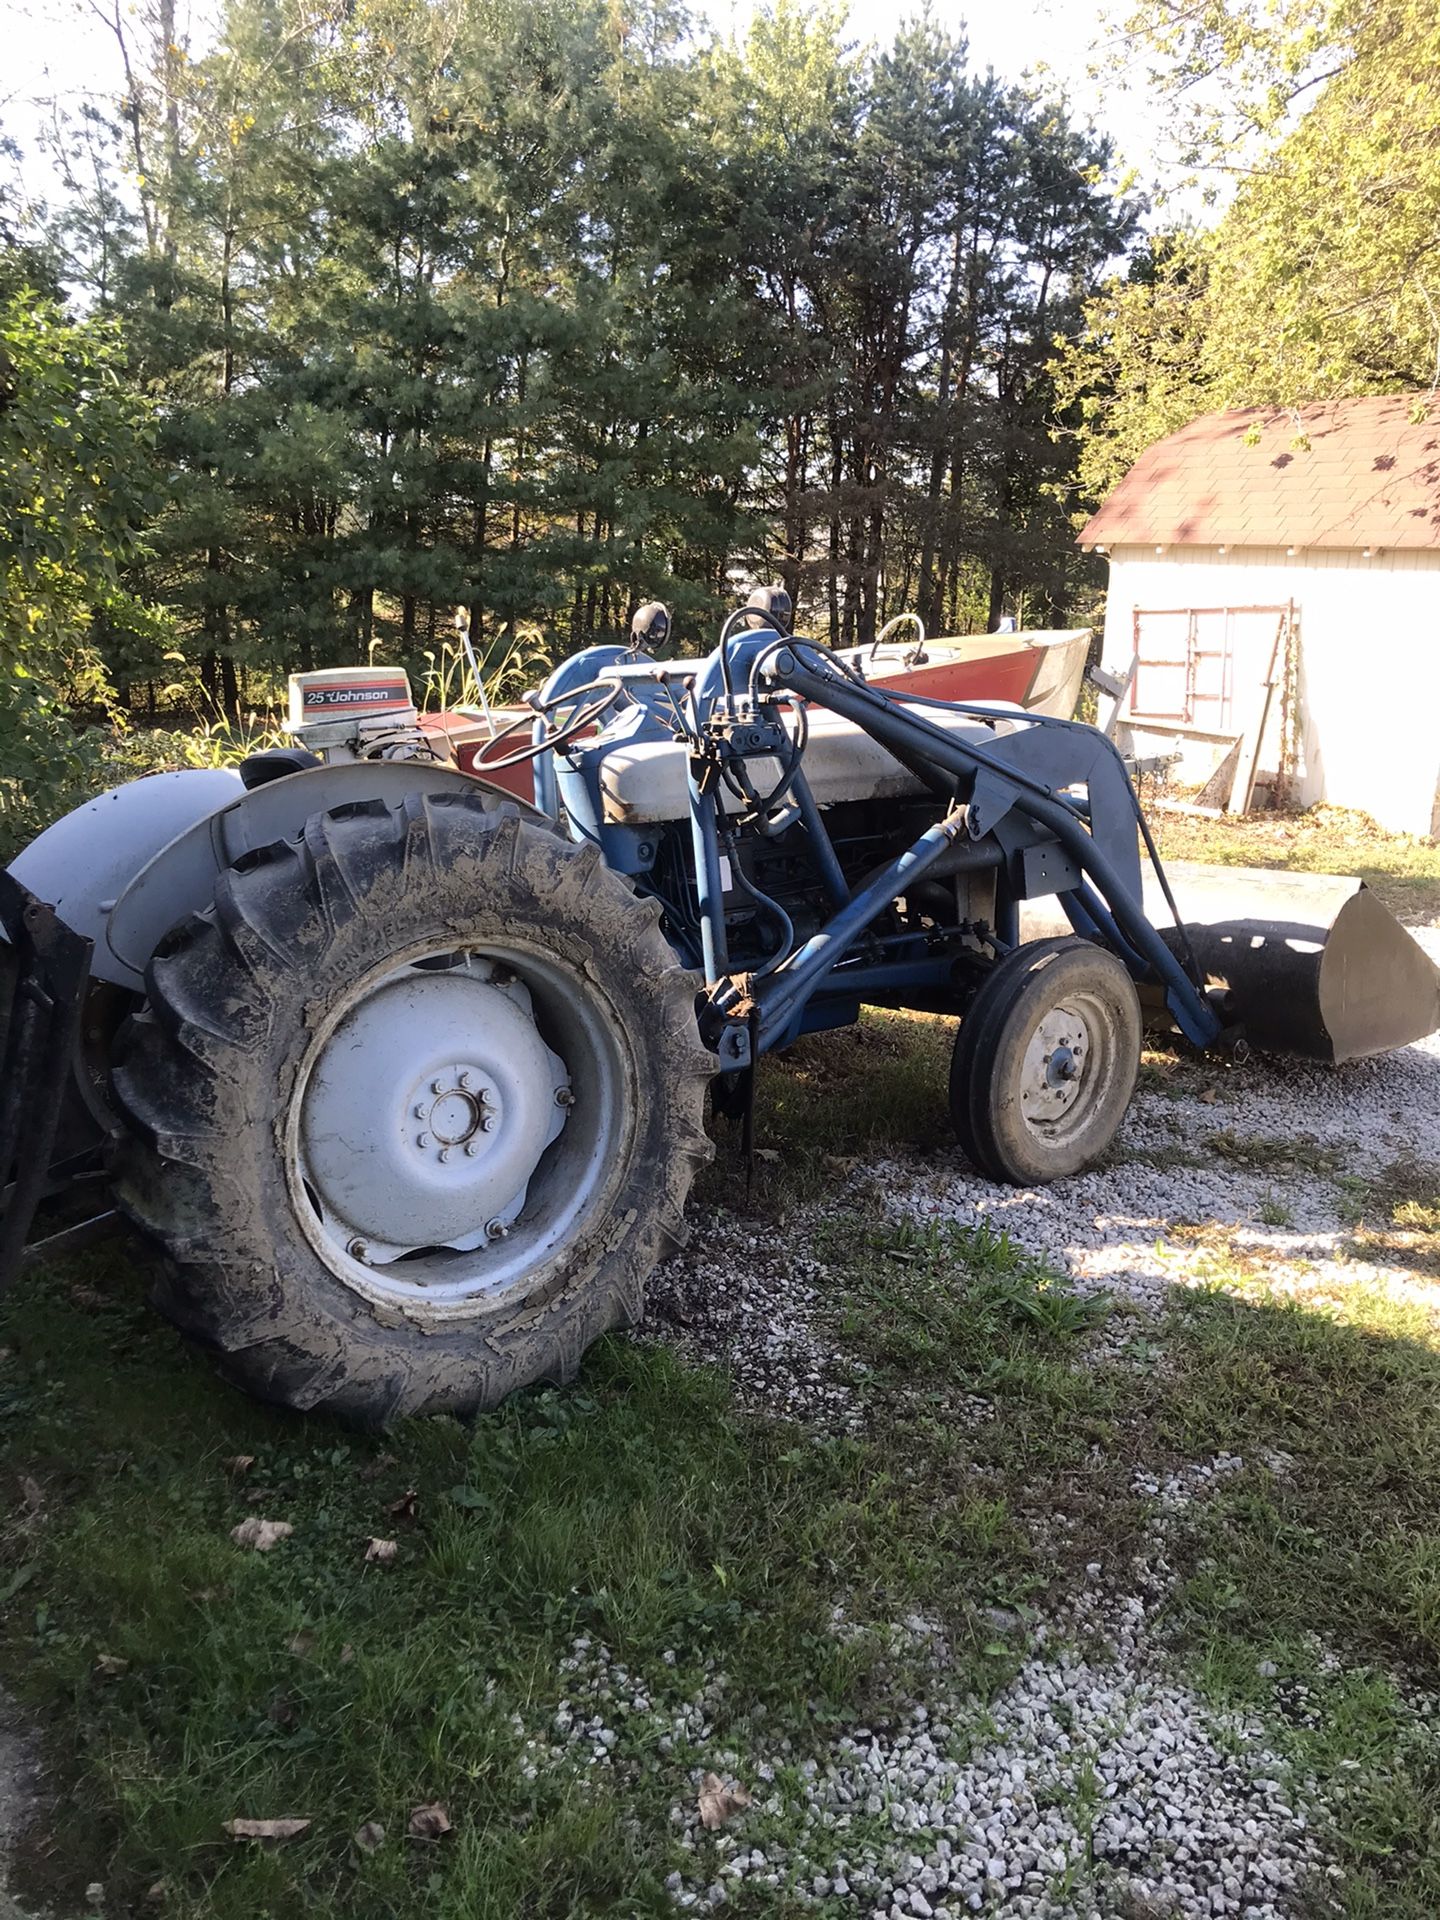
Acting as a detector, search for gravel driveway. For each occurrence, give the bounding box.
[637,928,1440,1920]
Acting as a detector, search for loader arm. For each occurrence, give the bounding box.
[762,641,1223,1046]
[684,634,1225,1064]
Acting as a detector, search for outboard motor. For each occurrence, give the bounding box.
[285,666,442,764]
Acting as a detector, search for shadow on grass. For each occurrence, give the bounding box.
[1,1011,1438,1916]
[0,1224,1038,1920]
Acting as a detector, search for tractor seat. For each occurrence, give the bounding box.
[596,704,1021,826]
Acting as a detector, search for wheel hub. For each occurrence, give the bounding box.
[424,1083,487,1147]
[298,960,569,1262]
[1020,1007,1091,1122]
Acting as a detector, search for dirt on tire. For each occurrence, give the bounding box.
[110,793,714,1425]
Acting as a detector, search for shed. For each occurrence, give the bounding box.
[1080,394,1440,836]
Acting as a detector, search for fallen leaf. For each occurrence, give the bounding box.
[70,1285,107,1311]
[353,1820,385,1853]
[287,1630,316,1659]
[223,1817,311,1843]
[1199,1086,1218,1105]
[388,1488,418,1519]
[407,1802,452,1841]
[18,1474,44,1513]
[697,1772,751,1831]
[93,1651,129,1679]
[230,1517,293,1552]
[339,1644,355,1665]
[364,1536,398,1565]
[244,1487,272,1505]
[360,1452,397,1482]
[84,1882,104,1906]
[266,1694,297,1727]
[752,1147,780,1164]
[144,1880,169,1905]
[222,1455,256,1475]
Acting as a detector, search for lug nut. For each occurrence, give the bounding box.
[432,1079,445,1095]
[414,1103,428,1119]
[347,1239,368,1262]
[439,1148,450,1164]
[485,1218,510,1242]
[417,1132,430,1149]
[481,1115,495,1133]
[458,1071,471,1089]
[464,1142,479,1157]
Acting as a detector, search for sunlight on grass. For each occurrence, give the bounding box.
[1149,802,1440,923]
[3,1010,1440,1914]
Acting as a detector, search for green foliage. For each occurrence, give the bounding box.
[1063,0,1440,482]
[0,282,170,844]
[7,0,1137,753]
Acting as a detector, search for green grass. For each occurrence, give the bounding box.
[1150,802,1440,923]
[4,1014,1440,1915]
[0,1214,1058,1919]
[1147,1281,1440,1917]
[698,1011,953,1213]
[1155,1284,1440,1671]
[1204,1127,1343,1179]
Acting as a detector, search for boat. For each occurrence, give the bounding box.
[418,618,1092,803]
[832,617,1090,718]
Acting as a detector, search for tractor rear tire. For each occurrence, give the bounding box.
[110,793,714,1426]
[949,936,1140,1186]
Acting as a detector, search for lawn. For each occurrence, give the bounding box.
[3,794,1440,1916]
[1147,800,1440,924]
[3,1004,1440,1918]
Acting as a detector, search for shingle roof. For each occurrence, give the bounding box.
[1080,394,1440,551]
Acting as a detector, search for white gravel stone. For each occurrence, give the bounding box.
[624,940,1440,1916]
[870,942,1440,1330]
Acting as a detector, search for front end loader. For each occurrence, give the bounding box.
[3,607,1436,1425]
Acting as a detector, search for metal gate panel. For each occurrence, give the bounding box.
[1189,609,1233,731]
[1130,604,1289,730]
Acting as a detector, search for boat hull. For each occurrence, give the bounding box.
[420,627,1092,802]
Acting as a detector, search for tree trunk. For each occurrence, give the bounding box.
[827,424,843,642]
[918,229,964,632]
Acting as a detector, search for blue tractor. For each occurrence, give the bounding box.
[3,595,1436,1423]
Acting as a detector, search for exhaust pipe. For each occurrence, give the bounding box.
[1024,861,1440,1064]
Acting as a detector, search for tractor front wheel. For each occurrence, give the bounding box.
[110,793,714,1425]
[949,936,1141,1185]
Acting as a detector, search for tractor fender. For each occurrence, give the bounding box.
[59,760,539,992]
[7,769,247,986]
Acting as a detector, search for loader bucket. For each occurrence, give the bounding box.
[1020,860,1440,1064]
[1156,863,1440,1064]
[0,870,93,1293]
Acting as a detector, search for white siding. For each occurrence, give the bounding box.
[1098,544,1440,836]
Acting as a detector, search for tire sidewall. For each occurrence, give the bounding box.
[957,940,1141,1186]
[115,798,713,1421]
